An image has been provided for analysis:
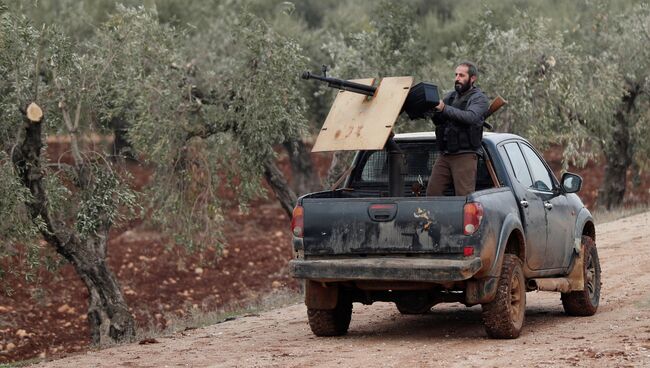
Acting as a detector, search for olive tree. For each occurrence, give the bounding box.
[124,4,309,223]
[1,3,308,344]
[456,4,650,209]
[1,4,139,343]
[456,10,620,169]
[585,3,650,208]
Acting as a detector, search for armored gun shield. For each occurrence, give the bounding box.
[311,76,414,152]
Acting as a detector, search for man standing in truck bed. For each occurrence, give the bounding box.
[426,61,490,197]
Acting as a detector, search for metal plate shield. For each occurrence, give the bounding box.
[312,76,414,152]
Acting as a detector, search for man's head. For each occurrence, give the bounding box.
[454,61,478,94]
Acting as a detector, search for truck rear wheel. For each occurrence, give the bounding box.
[561,236,601,316]
[481,254,526,339]
[307,297,352,336]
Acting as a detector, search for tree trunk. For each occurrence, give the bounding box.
[597,82,639,210]
[74,251,136,344]
[283,139,321,195]
[263,159,297,218]
[11,104,135,344]
[598,138,630,210]
[109,116,136,161]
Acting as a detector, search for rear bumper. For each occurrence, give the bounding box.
[289,257,482,282]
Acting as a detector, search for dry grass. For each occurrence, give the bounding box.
[135,287,303,342]
[0,359,41,368]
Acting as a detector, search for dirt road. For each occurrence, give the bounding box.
[37,212,650,368]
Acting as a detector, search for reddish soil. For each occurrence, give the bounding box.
[0,142,648,364]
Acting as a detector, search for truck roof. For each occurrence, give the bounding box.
[394,131,524,146]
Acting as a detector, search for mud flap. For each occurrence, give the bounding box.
[305,280,338,309]
[567,244,585,291]
[465,277,498,305]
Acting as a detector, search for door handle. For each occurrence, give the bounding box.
[544,202,553,210]
[520,200,529,208]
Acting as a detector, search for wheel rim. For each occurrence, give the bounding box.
[509,272,524,325]
[585,252,598,302]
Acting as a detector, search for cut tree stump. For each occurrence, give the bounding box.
[26,102,43,123]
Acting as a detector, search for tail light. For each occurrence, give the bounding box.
[463,202,483,235]
[463,246,474,257]
[291,205,304,238]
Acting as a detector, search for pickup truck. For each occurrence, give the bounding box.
[289,132,600,339]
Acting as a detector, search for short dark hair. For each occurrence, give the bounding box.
[457,61,478,78]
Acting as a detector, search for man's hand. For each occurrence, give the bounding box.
[435,100,445,112]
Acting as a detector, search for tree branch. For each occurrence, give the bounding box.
[32,25,45,103]
[51,70,85,168]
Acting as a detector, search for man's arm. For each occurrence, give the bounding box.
[440,93,489,127]
[431,92,454,125]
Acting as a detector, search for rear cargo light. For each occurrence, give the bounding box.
[291,205,304,238]
[463,202,484,235]
[369,204,396,210]
[368,203,397,222]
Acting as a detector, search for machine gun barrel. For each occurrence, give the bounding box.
[302,71,376,97]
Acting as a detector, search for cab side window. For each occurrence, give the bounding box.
[502,143,533,188]
[520,144,554,192]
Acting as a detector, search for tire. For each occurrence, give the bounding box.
[307,297,352,337]
[561,235,601,316]
[481,254,526,339]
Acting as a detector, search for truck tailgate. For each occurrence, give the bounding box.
[302,197,468,255]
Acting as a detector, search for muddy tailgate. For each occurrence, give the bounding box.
[302,197,469,255]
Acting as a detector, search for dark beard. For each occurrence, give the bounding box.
[454,80,471,94]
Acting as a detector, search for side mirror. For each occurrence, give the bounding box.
[561,172,582,194]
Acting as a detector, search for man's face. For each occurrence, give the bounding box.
[454,65,476,94]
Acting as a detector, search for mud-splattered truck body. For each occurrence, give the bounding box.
[289,132,600,338]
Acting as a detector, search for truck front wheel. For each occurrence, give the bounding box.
[307,297,352,336]
[561,235,601,316]
[481,254,526,339]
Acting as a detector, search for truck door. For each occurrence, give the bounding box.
[499,142,547,270]
[519,143,572,270]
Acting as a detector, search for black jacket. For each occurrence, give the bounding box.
[432,86,489,154]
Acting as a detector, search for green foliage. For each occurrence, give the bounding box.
[106,5,310,246]
[0,3,143,282]
[323,0,425,79]
[0,2,50,287]
[319,1,428,133]
[599,3,650,169]
[0,153,37,245]
[0,4,40,145]
[75,164,140,239]
[456,10,620,166]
